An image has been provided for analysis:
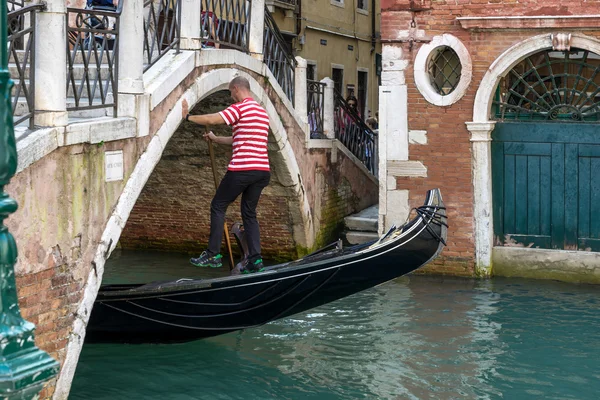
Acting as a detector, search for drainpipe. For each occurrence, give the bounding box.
[371,0,376,52]
[0,3,59,399]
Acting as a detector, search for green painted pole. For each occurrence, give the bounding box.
[0,3,59,399]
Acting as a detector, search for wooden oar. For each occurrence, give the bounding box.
[206,128,235,271]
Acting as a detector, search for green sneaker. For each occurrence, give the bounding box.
[241,258,265,274]
[190,251,223,268]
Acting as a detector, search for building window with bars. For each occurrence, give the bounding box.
[428,46,461,95]
[413,34,472,106]
[357,0,367,10]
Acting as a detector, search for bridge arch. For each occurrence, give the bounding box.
[55,66,315,397]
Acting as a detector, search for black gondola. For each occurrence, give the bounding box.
[86,189,447,344]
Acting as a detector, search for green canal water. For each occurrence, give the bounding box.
[70,250,600,399]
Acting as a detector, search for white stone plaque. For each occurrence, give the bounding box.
[105,150,124,182]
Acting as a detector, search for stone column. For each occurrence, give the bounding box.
[118,0,148,136]
[118,0,144,95]
[378,44,410,234]
[466,121,496,277]
[248,0,265,60]
[322,77,334,139]
[294,56,307,125]
[180,0,202,50]
[34,0,67,127]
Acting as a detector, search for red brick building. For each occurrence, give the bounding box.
[379,1,600,282]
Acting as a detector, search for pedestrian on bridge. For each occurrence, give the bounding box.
[182,76,271,273]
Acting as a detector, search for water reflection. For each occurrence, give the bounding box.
[71,252,600,400]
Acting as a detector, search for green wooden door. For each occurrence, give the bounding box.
[492,122,600,251]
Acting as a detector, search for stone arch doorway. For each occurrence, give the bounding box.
[466,33,600,276]
[491,47,600,252]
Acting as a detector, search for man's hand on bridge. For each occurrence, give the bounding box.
[182,99,189,120]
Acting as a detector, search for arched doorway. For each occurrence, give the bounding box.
[491,47,600,251]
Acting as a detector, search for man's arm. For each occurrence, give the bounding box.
[181,99,226,125]
[206,132,233,146]
[188,113,226,125]
[182,99,233,145]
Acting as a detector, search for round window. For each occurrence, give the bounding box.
[414,34,472,106]
[427,46,462,96]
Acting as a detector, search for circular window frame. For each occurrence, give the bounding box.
[414,34,472,106]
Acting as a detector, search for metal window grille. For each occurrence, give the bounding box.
[494,48,600,122]
[427,46,461,96]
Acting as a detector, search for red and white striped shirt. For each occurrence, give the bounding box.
[219,98,270,172]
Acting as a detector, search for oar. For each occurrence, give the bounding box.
[206,128,235,271]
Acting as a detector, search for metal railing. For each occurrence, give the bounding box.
[307,79,325,138]
[263,7,295,104]
[8,4,45,128]
[7,0,24,12]
[143,0,182,71]
[67,3,123,116]
[200,0,250,51]
[334,91,377,175]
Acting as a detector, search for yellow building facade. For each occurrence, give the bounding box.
[268,0,381,118]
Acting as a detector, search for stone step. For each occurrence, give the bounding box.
[9,63,114,80]
[11,49,113,64]
[345,231,379,245]
[344,204,378,232]
[11,79,114,98]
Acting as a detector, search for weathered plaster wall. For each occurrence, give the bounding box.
[5,139,145,398]
[380,0,600,277]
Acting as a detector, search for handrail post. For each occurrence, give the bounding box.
[248,0,264,60]
[322,77,334,139]
[118,0,149,135]
[1,1,59,399]
[119,0,144,95]
[34,0,67,127]
[294,56,308,125]
[180,0,201,49]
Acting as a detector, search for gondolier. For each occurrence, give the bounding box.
[182,76,271,273]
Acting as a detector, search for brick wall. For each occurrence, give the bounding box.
[16,265,80,399]
[381,1,600,275]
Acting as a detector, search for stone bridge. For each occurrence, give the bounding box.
[6,1,378,397]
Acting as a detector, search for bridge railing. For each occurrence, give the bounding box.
[334,91,377,175]
[67,2,123,116]
[263,6,295,104]
[199,0,250,51]
[8,3,45,128]
[7,0,23,12]
[143,0,182,72]
[307,79,325,138]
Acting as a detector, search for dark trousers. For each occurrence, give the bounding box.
[208,170,271,261]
